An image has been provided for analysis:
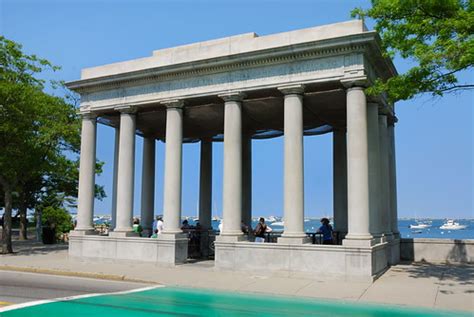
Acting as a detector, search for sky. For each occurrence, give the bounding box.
[1,0,473,219]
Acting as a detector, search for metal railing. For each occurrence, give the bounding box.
[183,229,343,259]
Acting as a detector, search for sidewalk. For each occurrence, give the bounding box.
[1,239,473,313]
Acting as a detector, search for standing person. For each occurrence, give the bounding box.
[254,217,272,243]
[317,218,333,245]
[156,216,164,234]
[132,218,143,237]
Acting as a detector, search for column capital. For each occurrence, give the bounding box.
[218,91,246,102]
[340,77,368,89]
[114,105,137,114]
[161,99,185,109]
[78,110,98,120]
[278,84,305,95]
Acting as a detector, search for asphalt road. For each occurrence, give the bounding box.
[0,271,151,306]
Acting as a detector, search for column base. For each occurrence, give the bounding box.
[70,229,97,236]
[278,236,311,244]
[109,231,139,237]
[158,232,188,240]
[343,234,376,247]
[215,234,246,243]
[372,233,386,244]
[383,232,394,242]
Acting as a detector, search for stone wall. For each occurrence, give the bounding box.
[215,241,392,282]
[400,238,474,264]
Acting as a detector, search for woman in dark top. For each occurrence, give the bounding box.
[317,217,333,245]
[254,217,271,242]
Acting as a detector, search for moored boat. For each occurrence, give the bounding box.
[439,220,467,230]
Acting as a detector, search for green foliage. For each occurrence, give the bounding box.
[352,0,474,102]
[0,36,105,251]
[42,206,73,234]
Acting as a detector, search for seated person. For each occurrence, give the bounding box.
[316,217,333,245]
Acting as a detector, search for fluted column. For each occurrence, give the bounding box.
[388,120,400,238]
[242,134,252,230]
[379,114,393,239]
[367,103,383,240]
[141,136,155,236]
[218,92,245,241]
[161,100,184,236]
[343,86,373,246]
[278,85,309,244]
[111,106,137,236]
[333,129,348,235]
[74,112,97,234]
[111,126,119,230]
[199,139,213,231]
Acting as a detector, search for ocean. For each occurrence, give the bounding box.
[205,218,474,240]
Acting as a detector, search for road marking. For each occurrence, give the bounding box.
[0,285,163,313]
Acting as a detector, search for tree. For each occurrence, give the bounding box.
[0,37,104,253]
[352,0,473,102]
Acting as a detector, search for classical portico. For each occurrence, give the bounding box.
[67,20,400,280]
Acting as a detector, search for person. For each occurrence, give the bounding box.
[181,219,191,230]
[254,217,272,243]
[156,216,164,234]
[132,218,143,237]
[241,221,249,234]
[152,216,158,232]
[317,217,333,245]
[150,229,158,238]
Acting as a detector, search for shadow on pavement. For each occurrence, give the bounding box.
[398,262,473,289]
[2,236,68,256]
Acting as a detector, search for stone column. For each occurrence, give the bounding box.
[141,136,155,236]
[388,118,400,239]
[379,115,393,239]
[111,126,119,230]
[343,86,373,246]
[74,112,97,234]
[388,121,400,238]
[218,92,245,242]
[111,107,137,237]
[161,101,184,236]
[242,134,252,231]
[199,139,212,257]
[199,139,213,231]
[278,85,309,244]
[367,103,383,241]
[333,129,348,236]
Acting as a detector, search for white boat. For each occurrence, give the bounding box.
[439,220,467,230]
[266,216,277,222]
[271,221,284,226]
[409,223,431,229]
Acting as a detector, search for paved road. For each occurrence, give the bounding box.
[0,271,150,306]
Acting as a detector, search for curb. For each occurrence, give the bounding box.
[0,265,156,285]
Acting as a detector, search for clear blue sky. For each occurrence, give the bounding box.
[2,0,473,219]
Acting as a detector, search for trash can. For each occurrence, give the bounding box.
[42,227,56,244]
